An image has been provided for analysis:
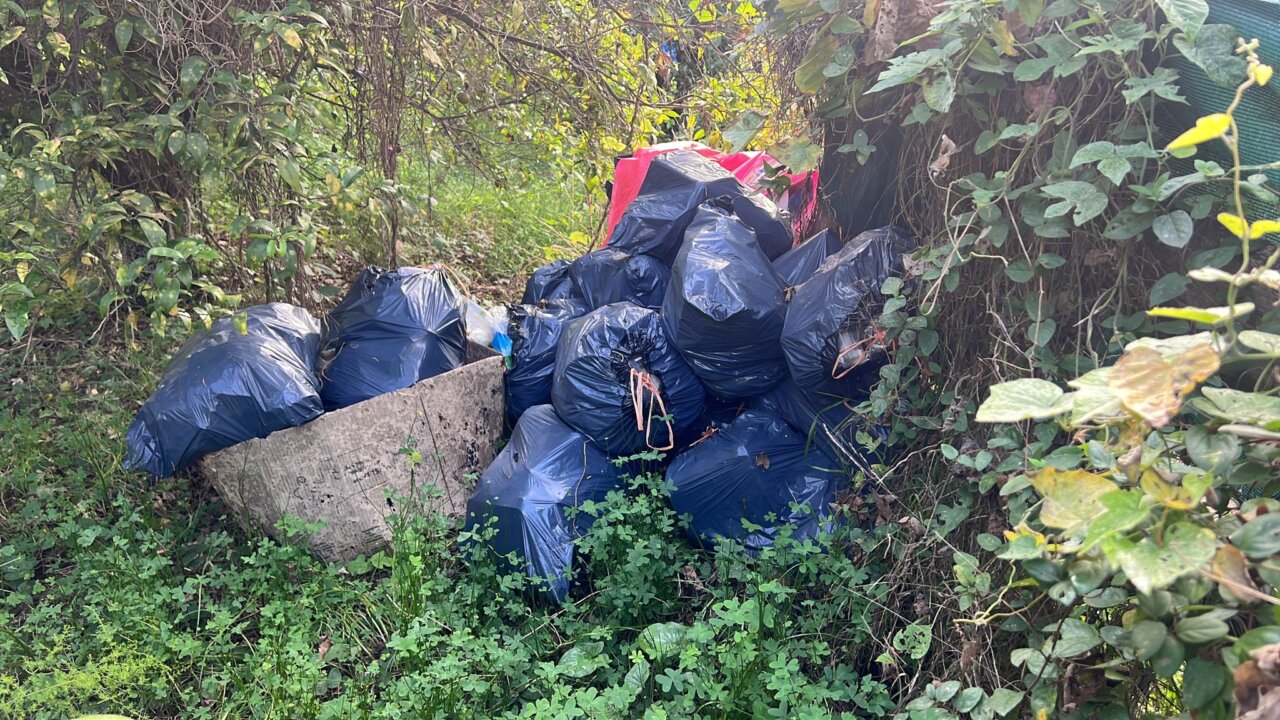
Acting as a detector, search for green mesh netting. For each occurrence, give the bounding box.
[1159,0,1280,216]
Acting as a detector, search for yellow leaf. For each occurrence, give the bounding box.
[15,261,29,282]
[324,172,341,196]
[1255,64,1274,87]
[1139,470,1209,510]
[993,20,1018,56]
[277,26,303,51]
[1108,344,1219,427]
[1218,212,1247,239]
[1251,219,1280,237]
[1029,468,1117,534]
[1165,113,1231,151]
[61,266,77,289]
[863,0,883,27]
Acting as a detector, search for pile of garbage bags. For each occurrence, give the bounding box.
[484,150,915,599]
[125,266,506,478]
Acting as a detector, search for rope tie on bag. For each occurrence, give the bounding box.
[831,324,890,381]
[629,368,675,451]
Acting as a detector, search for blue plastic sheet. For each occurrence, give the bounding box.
[607,151,792,264]
[552,302,706,455]
[505,299,589,426]
[319,266,466,411]
[568,248,670,311]
[666,408,842,551]
[780,227,915,397]
[662,200,789,399]
[773,228,842,287]
[124,303,324,477]
[522,259,579,305]
[464,405,624,602]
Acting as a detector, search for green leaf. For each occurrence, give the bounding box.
[1152,211,1193,248]
[185,133,208,163]
[1081,489,1152,552]
[167,129,185,155]
[276,158,303,193]
[723,110,766,153]
[1195,387,1280,428]
[136,217,166,246]
[1123,68,1186,104]
[1155,0,1209,37]
[1173,25,1246,86]
[1182,658,1226,710]
[954,687,985,713]
[822,44,856,78]
[1047,618,1101,658]
[1041,180,1108,225]
[0,24,22,50]
[1026,318,1057,347]
[637,622,688,660]
[867,49,943,94]
[976,378,1070,423]
[1185,425,1240,475]
[1148,273,1189,305]
[1031,468,1116,535]
[770,138,822,172]
[828,15,861,34]
[1070,141,1116,166]
[1239,330,1280,355]
[923,73,955,113]
[933,680,961,702]
[4,306,30,341]
[1175,614,1230,644]
[1231,514,1280,559]
[1014,57,1055,81]
[180,55,209,94]
[622,659,650,693]
[1096,157,1132,186]
[114,18,132,54]
[1005,259,1034,283]
[892,623,932,661]
[796,33,838,94]
[32,171,55,196]
[556,641,605,678]
[1130,620,1167,660]
[1104,522,1218,594]
[986,688,1023,717]
[1147,303,1253,325]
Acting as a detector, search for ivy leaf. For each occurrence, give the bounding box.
[1041,180,1107,225]
[892,623,932,660]
[723,110,766,153]
[867,49,943,94]
[1014,57,1055,82]
[1195,387,1280,428]
[1148,273,1189,305]
[1081,489,1152,552]
[1030,468,1116,535]
[1152,211,1193,248]
[1238,330,1280,355]
[180,55,209,94]
[1130,620,1168,660]
[1046,618,1101,658]
[986,688,1024,717]
[1104,522,1218,594]
[822,44,857,78]
[1026,318,1057,347]
[975,378,1069,423]
[954,687,985,713]
[1155,0,1209,37]
[1123,68,1186,104]
[770,138,822,172]
[1173,25,1247,87]
[1096,157,1132,186]
[1185,425,1240,474]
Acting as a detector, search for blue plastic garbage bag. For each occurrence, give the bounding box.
[505,299,589,425]
[464,405,624,602]
[124,303,324,477]
[773,229,842,287]
[666,408,843,551]
[781,227,915,397]
[607,151,792,264]
[553,302,706,455]
[568,248,670,310]
[522,259,578,305]
[662,200,789,399]
[754,377,887,469]
[319,266,466,411]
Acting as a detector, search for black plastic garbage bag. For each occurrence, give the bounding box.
[568,248,670,310]
[781,227,915,396]
[319,266,465,411]
[662,200,789,399]
[505,299,589,425]
[666,408,842,551]
[464,405,624,602]
[773,229,842,287]
[522,259,578,305]
[754,377,886,469]
[607,151,792,264]
[124,303,324,477]
[553,302,706,455]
